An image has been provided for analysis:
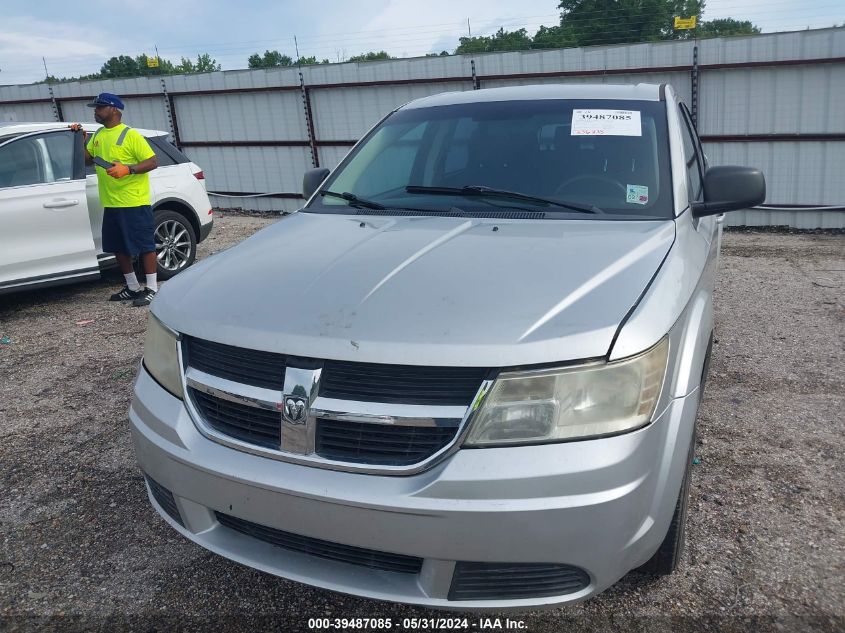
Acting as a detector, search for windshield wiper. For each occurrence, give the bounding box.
[405,185,601,214]
[319,189,386,210]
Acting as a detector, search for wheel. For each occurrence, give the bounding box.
[154,209,197,280]
[555,174,627,197]
[636,420,697,575]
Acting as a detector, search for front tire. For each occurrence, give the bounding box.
[636,429,695,575]
[154,209,197,280]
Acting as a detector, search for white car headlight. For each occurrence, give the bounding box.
[465,337,669,446]
[143,314,184,399]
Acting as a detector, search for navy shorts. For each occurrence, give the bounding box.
[102,205,155,256]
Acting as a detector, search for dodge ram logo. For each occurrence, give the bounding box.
[283,397,307,424]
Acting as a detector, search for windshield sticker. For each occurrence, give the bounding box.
[626,184,649,205]
[571,109,642,136]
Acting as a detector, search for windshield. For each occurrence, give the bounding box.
[306,98,672,220]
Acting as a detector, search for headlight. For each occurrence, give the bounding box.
[464,337,669,446]
[143,314,184,399]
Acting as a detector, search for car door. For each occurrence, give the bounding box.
[0,129,99,293]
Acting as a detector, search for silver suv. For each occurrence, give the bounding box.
[130,83,765,609]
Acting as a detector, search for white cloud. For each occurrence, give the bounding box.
[357,0,559,57]
[0,17,108,84]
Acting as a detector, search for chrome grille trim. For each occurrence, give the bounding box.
[180,344,494,475]
[186,368,282,412]
[311,397,466,428]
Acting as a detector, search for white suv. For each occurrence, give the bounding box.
[0,122,214,295]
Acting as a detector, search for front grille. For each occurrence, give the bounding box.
[185,337,286,390]
[185,337,487,407]
[190,388,280,449]
[316,419,458,465]
[144,474,184,527]
[448,562,590,601]
[320,360,487,406]
[215,512,423,574]
[184,336,488,467]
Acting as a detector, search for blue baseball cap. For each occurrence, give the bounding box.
[87,92,124,110]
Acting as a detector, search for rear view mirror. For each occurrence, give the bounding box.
[692,166,766,217]
[303,167,330,200]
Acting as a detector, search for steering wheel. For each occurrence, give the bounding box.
[555,174,627,198]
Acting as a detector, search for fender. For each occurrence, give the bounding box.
[153,196,199,219]
[152,196,203,241]
[610,213,714,398]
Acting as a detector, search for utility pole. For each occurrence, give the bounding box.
[43,58,62,122]
[467,18,472,38]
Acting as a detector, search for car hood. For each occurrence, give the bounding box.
[154,213,675,367]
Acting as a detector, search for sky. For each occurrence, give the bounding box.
[1,0,842,86]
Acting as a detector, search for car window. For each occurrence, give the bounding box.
[40,131,74,181]
[312,99,673,220]
[149,137,177,166]
[678,105,704,203]
[150,136,191,165]
[332,122,429,196]
[0,135,48,188]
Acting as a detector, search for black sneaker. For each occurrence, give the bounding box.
[109,286,141,301]
[132,287,157,307]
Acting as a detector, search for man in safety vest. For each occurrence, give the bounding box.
[70,92,159,306]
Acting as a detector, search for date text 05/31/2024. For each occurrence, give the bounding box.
[307,617,529,630]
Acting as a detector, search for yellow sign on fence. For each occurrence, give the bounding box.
[674,16,698,30]
[146,56,160,68]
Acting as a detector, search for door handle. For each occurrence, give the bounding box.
[43,199,80,208]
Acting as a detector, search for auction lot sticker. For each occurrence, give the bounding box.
[571,109,641,136]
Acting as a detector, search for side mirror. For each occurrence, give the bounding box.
[692,166,766,217]
[303,167,330,200]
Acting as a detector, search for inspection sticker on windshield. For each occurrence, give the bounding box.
[626,184,649,205]
[571,109,642,136]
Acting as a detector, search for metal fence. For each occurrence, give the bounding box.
[2,27,843,227]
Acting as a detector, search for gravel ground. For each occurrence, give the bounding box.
[1,215,843,633]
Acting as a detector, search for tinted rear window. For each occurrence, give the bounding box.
[149,136,190,165]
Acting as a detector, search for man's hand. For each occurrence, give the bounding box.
[106,162,130,179]
[68,123,84,132]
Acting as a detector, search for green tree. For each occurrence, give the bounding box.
[173,54,220,74]
[294,55,330,65]
[557,0,705,47]
[98,55,140,78]
[193,53,222,72]
[532,24,577,49]
[248,50,294,68]
[456,28,533,54]
[698,18,761,37]
[174,57,196,73]
[347,51,393,62]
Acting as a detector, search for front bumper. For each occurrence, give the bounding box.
[130,366,698,610]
